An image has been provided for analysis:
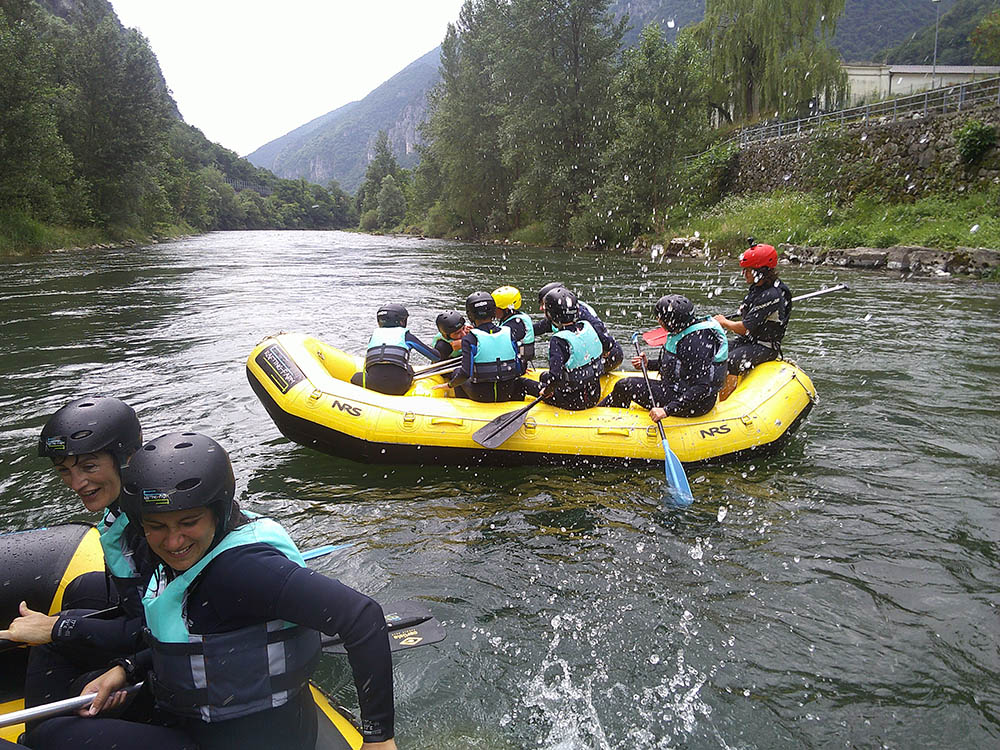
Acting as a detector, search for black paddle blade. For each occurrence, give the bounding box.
[472,410,526,448]
[471,393,546,449]
[323,600,445,654]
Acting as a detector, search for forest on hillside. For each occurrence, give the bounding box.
[353,0,848,249]
[0,0,357,250]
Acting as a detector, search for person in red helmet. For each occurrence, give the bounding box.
[713,240,792,398]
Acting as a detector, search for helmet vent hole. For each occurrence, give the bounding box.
[144,444,156,451]
[175,478,201,491]
[181,432,196,436]
[78,402,95,408]
[174,442,193,449]
[124,483,138,494]
[70,430,93,440]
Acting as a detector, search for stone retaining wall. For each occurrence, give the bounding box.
[732,106,1000,199]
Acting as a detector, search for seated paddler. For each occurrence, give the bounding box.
[351,302,441,395]
[600,294,727,420]
[534,287,605,411]
[491,285,535,366]
[434,291,534,403]
[32,433,396,750]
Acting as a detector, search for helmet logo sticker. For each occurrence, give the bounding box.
[142,489,172,505]
[45,436,67,451]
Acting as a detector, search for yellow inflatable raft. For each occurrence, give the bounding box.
[246,332,816,466]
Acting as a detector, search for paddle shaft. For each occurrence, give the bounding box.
[0,683,144,729]
[633,339,668,443]
[642,283,849,346]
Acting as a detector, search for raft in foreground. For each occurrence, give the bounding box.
[0,524,364,749]
[246,332,816,467]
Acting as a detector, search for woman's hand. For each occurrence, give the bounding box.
[362,740,398,750]
[0,601,58,645]
[431,382,452,391]
[78,666,129,716]
[630,354,647,369]
[649,407,667,423]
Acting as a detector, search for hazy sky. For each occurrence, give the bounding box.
[109,1,466,156]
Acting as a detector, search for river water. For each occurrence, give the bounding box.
[1,231,997,748]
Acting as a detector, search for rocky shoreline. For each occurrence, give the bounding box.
[629,236,1000,279]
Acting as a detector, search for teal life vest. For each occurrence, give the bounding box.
[552,321,604,386]
[99,505,146,617]
[469,327,520,383]
[142,517,321,723]
[432,332,462,359]
[663,316,729,364]
[501,312,535,360]
[365,326,411,371]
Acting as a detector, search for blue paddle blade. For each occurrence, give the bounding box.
[661,439,694,507]
[302,543,351,561]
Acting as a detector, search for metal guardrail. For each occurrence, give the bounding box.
[223,178,273,196]
[689,76,1000,159]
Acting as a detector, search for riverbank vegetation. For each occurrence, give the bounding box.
[0,0,357,254]
[659,187,1000,256]
[351,0,999,259]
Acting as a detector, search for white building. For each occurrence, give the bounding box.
[844,64,1000,104]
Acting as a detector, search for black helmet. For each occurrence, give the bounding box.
[654,294,695,332]
[376,303,408,328]
[39,396,142,469]
[120,432,236,540]
[436,310,465,337]
[537,281,566,304]
[543,287,579,326]
[465,291,496,322]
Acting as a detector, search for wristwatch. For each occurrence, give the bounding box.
[111,655,140,685]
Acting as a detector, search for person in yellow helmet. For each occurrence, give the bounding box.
[491,286,535,365]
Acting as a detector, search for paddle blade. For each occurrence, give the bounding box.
[472,409,526,448]
[642,327,668,347]
[661,439,694,507]
[323,600,445,654]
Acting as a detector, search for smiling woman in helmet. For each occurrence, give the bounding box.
[47,433,396,750]
[2,397,156,731]
[713,241,793,397]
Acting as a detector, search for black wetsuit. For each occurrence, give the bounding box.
[602,327,727,417]
[26,543,393,750]
[536,323,602,411]
[534,301,623,372]
[447,322,532,402]
[728,279,792,375]
[24,512,152,729]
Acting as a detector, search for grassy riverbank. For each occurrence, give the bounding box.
[0,210,192,256]
[654,187,1000,256]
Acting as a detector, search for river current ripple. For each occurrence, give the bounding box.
[1,231,998,748]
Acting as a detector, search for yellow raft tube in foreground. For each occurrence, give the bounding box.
[247,332,816,467]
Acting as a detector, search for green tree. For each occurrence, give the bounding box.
[356,130,401,215]
[577,24,711,247]
[0,3,73,219]
[499,0,625,241]
[58,11,173,228]
[694,0,847,121]
[971,9,1000,63]
[376,175,406,228]
[421,1,509,235]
